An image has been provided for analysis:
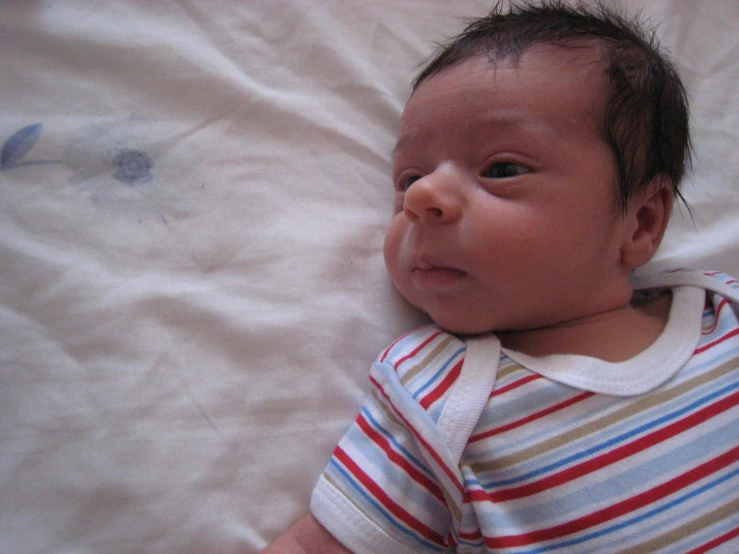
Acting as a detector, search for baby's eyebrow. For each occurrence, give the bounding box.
[391,114,558,162]
[391,131,418,162]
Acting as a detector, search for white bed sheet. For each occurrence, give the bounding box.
[1,1,737,553]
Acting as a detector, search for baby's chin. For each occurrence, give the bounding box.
[401,290,503,336]
[426,312,497,337]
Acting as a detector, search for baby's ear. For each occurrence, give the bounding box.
[621,176,674,270]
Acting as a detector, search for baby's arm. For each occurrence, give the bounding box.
[261,513,351,554]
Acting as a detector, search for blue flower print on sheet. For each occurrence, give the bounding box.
[1,118,158,188]
[61,115,183,220]
[64,116,156,186]
[112,148,154,185]
[1,115,188,222]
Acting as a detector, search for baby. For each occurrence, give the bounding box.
[264,2,739,553]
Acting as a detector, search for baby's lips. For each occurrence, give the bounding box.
[413,254,462,272]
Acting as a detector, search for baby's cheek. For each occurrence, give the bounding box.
[382,220,406,284]
[382,223,397,271]
[392,191,405,214]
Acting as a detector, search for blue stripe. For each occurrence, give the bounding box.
[413,347,465,400]
[362,406,434,479]
[476,378,739,489]
[685,345,739,377]
[328,458,445,552]
[515,464,739,553]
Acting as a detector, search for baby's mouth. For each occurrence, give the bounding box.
[412,259,467,287]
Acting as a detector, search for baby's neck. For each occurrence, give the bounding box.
[497,292,672,362]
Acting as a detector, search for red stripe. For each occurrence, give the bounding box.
[457,527,484,542]
[484,445,739,549]
[334,446,445,545]
[695,327,739,355]
[491,373,541,398]
[380,327,428,362]
[380,339,403,363]
[473,389,739,503]
[420,359,463,410]
[387,331,442,369]
[683,525,739,554]
[470,392,594,444]
[356,413,446,503]
[370,374,464,494]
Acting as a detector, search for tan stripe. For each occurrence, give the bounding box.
[371,388,404,429]
[472,357,738,473]
[496,361,529,382]
[613,496,739,554]
[398,335,457,387]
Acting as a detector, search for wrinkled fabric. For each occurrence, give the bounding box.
[0,1,737,553]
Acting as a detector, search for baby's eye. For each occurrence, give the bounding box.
[400,175,422,190]
[483,162,530,179]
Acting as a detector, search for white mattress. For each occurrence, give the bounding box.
[1,1,737,552]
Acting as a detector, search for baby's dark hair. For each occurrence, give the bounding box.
[413,0,691,211]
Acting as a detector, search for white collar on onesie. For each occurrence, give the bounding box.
[500,285,705,397]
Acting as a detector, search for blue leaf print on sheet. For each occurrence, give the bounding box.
[1,123,43,168]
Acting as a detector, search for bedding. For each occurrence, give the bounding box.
[1,1,737,553]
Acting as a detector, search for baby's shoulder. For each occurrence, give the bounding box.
[373,325,468,398]
[377,325,465,370]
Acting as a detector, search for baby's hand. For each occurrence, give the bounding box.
[261,513,351,554]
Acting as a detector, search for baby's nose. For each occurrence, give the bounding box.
[403,168,463,224]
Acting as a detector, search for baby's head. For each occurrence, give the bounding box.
[384,1,692,335]
[413,0,691,213]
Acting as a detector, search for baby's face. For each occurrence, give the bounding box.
[384,47,634,335]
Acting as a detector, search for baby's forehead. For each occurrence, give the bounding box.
[476,43,609,93]
[404,45,609,126]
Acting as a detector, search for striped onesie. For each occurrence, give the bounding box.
[311,269,739,553]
